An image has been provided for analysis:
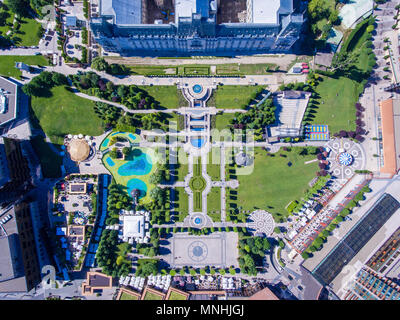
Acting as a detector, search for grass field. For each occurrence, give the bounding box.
[168,291,188,300]
[230,147,319,220]
[310,17,374,134]
[215,113,235,130]
[174,187,188,222]
[207,148,220,181]
[216,63,276,75]
[137,85,179,109]
[215,85,265,109]
[119,292,139,300]
[207,188,221,222]
[0,6,41,47]
[310,76,359,134]
[30,135,63,178]
[30,86,104,144]
[16,17,42,46]
[143,291,163,300]
[117,62,277,76]
[0,55,49,78]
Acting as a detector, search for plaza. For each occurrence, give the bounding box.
[168,232,239,268]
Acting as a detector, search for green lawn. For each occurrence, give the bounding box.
[30,86,104,144]
[215,113,235,130]
[0,7,14,35]
[176,148,188,181]
[168,291,188,300]
[232,147,319,220]
[216,63,276,75]
[15,17,42,46]
[207,148,220,181]
[174,187,188,222]
[207,188,221,222]
[309,17,375,135]
[0,4,41,47]
[120,292,139,300]
[30,135,63,178]
[143,291,163,300]
[137,86,179,109]
[310,76,359,134]
[0,55,49,78]
[215,85,265,109]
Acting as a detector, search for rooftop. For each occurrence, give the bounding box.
[0,76,18,127]
[0,206,28,293]
[67,138,90,162]
[122,215,145,239]
[101,0,142,25]
[252,0,280,24]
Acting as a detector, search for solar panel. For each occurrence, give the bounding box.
[312,193,400,285]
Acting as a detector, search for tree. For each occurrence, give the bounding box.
[330,51,360,73]
[7,0,30,16]
[366,25,374,33]
[91,57,109,71]
[301,252,309,259]
[308,0,327,20]
[122,147,130,157]
[51,72,68,86]
[109,147,118,159]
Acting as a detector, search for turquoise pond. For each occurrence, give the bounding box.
[105,157,115,167]
[191,138,205,148]
[102,138,110,148]
[117,153,153,176]
[128,133,136,141]
[127,179,147,198]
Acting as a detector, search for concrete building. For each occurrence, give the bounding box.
[342,267,400,300]
[0,76,18,128]
[0,202,41,293]
[0,137,32,205]
[90,0,306,56]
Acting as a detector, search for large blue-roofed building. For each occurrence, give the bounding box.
[90,0,306,56]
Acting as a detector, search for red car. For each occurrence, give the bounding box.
[302,69,309,73]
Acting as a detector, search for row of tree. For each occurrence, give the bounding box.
[96,229,131,277]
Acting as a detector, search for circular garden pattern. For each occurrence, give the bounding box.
[189,176,206,192]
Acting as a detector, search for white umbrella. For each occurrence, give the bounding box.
[78,134,83,139]
[67,134,73,139]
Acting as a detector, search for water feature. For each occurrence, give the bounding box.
[101,138,110,148]
[105,156,115,167]
[191,138,205,148]
[128,133,137,141]
[118,152,153,176]
[127,178,148,199]
[193,84,203,94]
[191,127,205,132]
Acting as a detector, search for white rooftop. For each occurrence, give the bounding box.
[252,0,280,24]
[122,215,145,239]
